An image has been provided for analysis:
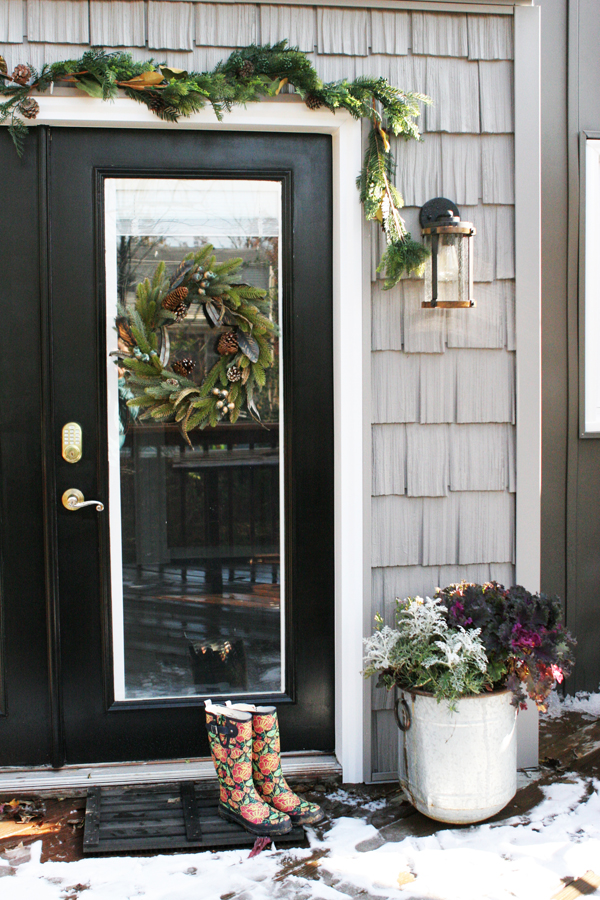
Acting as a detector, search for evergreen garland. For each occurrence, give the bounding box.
[0,43,431,289]
[115,245,277,442]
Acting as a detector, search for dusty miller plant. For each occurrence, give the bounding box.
[363,596,490,704]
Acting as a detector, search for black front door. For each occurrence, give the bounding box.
[0,126,334,766]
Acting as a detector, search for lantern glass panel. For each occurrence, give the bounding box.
[456,233,470,305]
[423,232,433,301]
[423,231,471,306]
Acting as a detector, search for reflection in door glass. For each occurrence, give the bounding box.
[105,179,283,700]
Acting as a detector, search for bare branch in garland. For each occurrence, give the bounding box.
[0,42,431,289]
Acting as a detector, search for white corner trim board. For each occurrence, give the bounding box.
[514,4,541,769]
[8,96,366,784]
[514,4,541,595]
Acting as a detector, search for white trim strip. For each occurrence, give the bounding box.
[333,114,366,784]
[196,0,519,10]
[0,754,342,795]
[514,4,541,593]
[513,3,541,771]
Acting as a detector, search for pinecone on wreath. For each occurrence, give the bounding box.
[227,365,242,382]
[162,286,189,311]
[238,60,255,78]
[12,64,32,85]
[20,98,39,120]
[0,56,8,77]
[174,302,188,323]
[305,94,323,110]
[172,358,195,376]
[217,331,239,356]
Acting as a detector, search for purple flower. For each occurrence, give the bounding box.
[511,623,542,650]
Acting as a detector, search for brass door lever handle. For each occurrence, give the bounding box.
[61,489,104,512]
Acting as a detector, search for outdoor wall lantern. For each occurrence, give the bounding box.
[420,198,476,309]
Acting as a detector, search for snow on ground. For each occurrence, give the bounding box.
[544,686,600,719]
[1,777,600,900]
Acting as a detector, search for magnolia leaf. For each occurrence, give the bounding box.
[275,77,288,96]
[203,301,221,328]
[247,395,261,421]
[159,66,188,81]
[75,75,104,98]
[123,71,164,90]
[169,260,195,290]
[237,331,260,364]
[378,127,390,153]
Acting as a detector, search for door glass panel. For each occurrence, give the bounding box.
[104,178,283,701]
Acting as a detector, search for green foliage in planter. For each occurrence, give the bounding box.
[363,597,490,705]
[364,583,577,710]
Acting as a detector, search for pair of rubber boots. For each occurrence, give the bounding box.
[205,700,324,836]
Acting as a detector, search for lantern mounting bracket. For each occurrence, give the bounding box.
[419,197,461,229]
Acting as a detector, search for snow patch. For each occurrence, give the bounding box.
[543,687,600,719]
[1,779,600,899]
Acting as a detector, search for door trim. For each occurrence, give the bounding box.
[27,96,367,782]
[38,127,64,768]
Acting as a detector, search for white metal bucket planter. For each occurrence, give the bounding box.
[396,688,517,825]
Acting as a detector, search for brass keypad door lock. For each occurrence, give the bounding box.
[62,422,82,463]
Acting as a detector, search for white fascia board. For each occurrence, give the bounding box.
[12,95,366,783]
[30,94,346,134]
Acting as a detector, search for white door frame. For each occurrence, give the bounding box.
[23,93,367,782]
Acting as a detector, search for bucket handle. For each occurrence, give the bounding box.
[394,695,411,732]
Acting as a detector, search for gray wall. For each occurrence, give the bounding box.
[369,12,515,777]
[566,0,600,692]
[537,0,600,693]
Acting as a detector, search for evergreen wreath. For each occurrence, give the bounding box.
[0,42,431,290]
[115,245,277,442]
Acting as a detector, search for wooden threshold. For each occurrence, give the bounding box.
[0,753,342,796]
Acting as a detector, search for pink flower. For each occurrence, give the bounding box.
[551,664,564,683]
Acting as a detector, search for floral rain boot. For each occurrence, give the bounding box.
[226,703,325,826]
[205,700,292,836]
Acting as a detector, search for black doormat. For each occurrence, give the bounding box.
[83,782,306,854]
